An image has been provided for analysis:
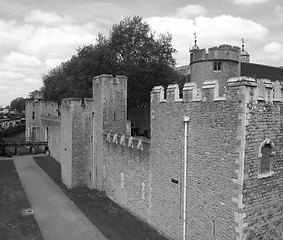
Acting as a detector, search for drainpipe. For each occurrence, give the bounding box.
[183,116,190,240]
[92,111,96,189]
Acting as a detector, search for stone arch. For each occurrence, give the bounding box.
[258,138,275,174]
[258,138,275,157]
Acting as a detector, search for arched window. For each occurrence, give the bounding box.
[258,139,275,176]
[213,62,218,71]
[213,62,221,71]
[217,62,221,71]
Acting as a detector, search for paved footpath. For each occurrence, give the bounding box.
[13,155,107,240]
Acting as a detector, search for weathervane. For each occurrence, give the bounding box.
[241,37,245,50]
[194,32,197,45]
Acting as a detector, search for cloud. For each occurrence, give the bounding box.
[174,5,207,18]
[233,0,270,5]
[2,52,42,69]
[0,9,100,105]
[0,70,26,80]
[24,77,41,83]
[275,6,283,21]
[263,42,283,60]
[194,15,268,41]
[0,9,98,61]
[24,9,74,26]
[146,15,269,65]
[264,42,283,53]
[19,22,97,60]
[0,19,34,47]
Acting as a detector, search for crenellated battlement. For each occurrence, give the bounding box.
[93,74,127,91]
[61,98,94,109]
[151,77,283,105]
[190,44,241,64]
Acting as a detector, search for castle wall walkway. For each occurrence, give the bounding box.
[13,154,107,240]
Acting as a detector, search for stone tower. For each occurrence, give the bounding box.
[92,74,127,190]
[240,38,250,63]
[190,44,241,96]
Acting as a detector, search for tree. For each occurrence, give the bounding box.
[41,16,181,106]
[10,97,27,113]
[108,16,178,107]
[41,35,117,102]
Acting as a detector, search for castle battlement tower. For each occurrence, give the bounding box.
[190,44,241,96]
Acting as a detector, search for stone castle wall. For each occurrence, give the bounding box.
[243,99,283,239]
[234,80,283,239]
[26,73,283,240]
[149,80,243,239]
[25,100,58,141]
[101,76,283,239]
[41,116,61,162]
[60,98,94,188]
[103,134,151,223]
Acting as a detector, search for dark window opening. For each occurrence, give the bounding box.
[212,220,216,236]
[32,111,35,119]
[213,62,217,71]
[171,178,178,184]
[218,62,221,71]
[213,61,221,71]
[260,143,273,173]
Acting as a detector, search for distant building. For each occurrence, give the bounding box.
[188,39,283,94]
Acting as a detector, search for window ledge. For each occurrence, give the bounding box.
[258,171,274,179]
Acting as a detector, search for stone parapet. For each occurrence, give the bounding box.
[151,77,282,105]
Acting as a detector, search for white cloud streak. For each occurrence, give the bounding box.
[263,42,283,61]
[24,9,74,26]
[2,52,42,68]
[233,0,270,5]
[275,5,283,21]
[174,5,207,18]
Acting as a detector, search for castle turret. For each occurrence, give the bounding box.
[240,38,250,63]
[190,44,241,96]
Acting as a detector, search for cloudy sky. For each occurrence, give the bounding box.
[0,0,282,106]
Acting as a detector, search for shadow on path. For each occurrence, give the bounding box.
[33,155,168,240]
[0,159,43,240]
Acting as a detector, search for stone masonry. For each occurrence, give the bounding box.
[26,46,283,239]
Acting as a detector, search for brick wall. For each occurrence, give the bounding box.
[103,134,151,222]
[60,98,94,188]
[92,75,127,191]
[93,75,127,135]
[71,99,93,187]
[26,73,283,240]
[60,99,73,187]
[149,82,242,240]
[243,98,283,239]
